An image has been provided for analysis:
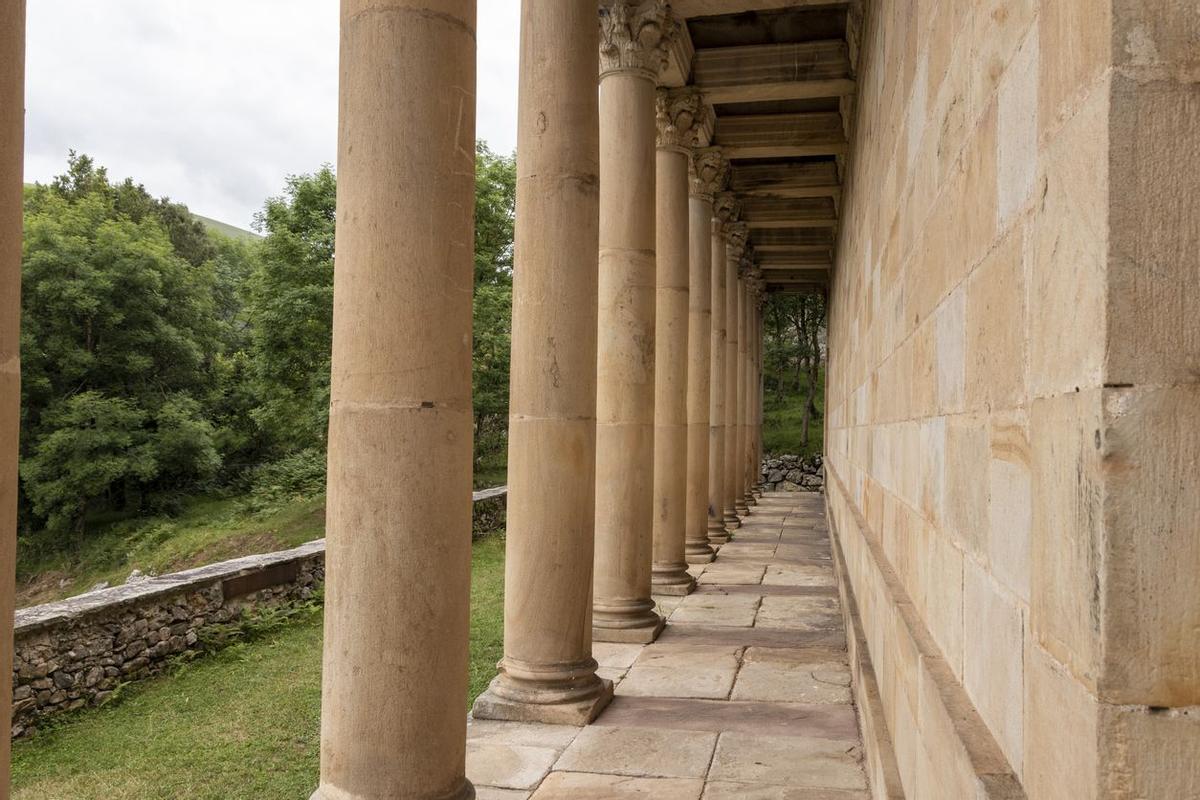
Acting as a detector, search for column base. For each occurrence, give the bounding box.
[707,522,731,545]
[593,599,666,643]
[685,543,716,564]
[312,778,475,800]
[744,492,758,507]
[471,673,614,727]
[735,500,750,515]
[652,562,696,595]
[723,510,742,530]
[593,616,665,643]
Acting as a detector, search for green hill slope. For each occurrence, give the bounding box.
[193,213,260,242]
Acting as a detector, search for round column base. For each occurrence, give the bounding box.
[735,500,750,516]
[312,778,475,800]
[471,663,614,726]
[651,562,696,596]
[685,542,716,564]
[723,511,742,530]
[593,599,665,644]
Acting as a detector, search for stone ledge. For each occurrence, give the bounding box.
[828,499,905,800]
[825,465,1026,799]
[10,486,507,738]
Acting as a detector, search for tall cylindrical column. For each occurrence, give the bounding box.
[708,193,735,545]
[471,0,611,727]
[1,2,25,793]
[744,281,761,502]
[651,89,705,595]
[313,3,476,798]
[722,224,747,529]
[686,150,723,564]
[750,290,764,497]
[593,2,676,644]
[734,272,750,515]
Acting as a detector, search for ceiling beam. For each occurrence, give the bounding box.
[693,41,855,105]
[672,0,848,18]
[715,112,847,159]
[731,162,842,199]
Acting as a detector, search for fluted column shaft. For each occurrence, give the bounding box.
[651,89,705,595]
[471,0,612,726]
[707,204,730,544]
[734,277,750,515]
[722,235,743,528]
[1,2,25,792]
[593,2,675,643]
[314,3,476,798]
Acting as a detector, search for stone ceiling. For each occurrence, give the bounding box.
[664,0,864,295]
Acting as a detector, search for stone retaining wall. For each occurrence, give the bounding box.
[10,487,506,739]
[759,454,824,493]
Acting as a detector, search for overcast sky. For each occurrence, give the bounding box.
[24,1,520,229]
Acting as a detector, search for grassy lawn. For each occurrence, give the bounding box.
[10,533,507,800]
[16,495,328,607]
[762,367,825,458]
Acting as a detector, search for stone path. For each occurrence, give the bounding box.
[466,492,868,799]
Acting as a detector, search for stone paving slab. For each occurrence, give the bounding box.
[592,696,860,740]
[532,772,704,799]
[467,493,868,798]
[554,725,719,779]
[708,731,867,790]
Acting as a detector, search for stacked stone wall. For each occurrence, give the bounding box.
[10,487,506,738]
[759,455,824,493]
[825,1,1198,798]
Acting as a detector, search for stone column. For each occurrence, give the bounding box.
[593,1,676,643]
[722,224,748,529]
[651,88,706,595]
[686,149,724,564]
[471,0,612,726]
[751,288,765,497]
[312,3,475,799]
[707,193,735,545]
[745,279,763,500]
[734,269,751,515]
[0,1,24,791]
[740,273,760,508]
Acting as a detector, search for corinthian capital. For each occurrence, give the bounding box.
[713,191,738,228]
[726,221,749,257]
[599,2,679,80]
[656,88,711,152]
[688,147,726,200]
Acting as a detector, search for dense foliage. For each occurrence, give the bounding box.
[762,293,827,453]
[19,145,516,546]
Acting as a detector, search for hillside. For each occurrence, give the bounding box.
[193,213,261,241]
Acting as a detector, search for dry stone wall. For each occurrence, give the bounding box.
[759,455,824,493]
[10,487,507,739]
[825,1,1198,798]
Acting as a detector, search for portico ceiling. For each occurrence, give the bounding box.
[666,0,862,294]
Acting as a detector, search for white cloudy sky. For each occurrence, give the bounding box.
[24,1,521,229]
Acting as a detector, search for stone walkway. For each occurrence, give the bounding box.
[465,491,867,799]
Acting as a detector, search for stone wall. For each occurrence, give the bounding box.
[10,487,507,738]
[759,455,824,493]
[825,2,1198,798]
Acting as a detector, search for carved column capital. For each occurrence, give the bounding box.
[656,88,711,153]
[689,147,727,200]
[599,1,679,80]
[712,191,738,236]
[726,221,749,257]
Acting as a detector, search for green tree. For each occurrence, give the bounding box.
[19,155,238,535]
[245,167,337,452]
[474,143,516,286]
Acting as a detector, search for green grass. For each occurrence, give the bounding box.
[762,367,825,458]
[16,495,327,607]
[10,534,508,800]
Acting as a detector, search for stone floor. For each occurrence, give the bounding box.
[466,492,869,799]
